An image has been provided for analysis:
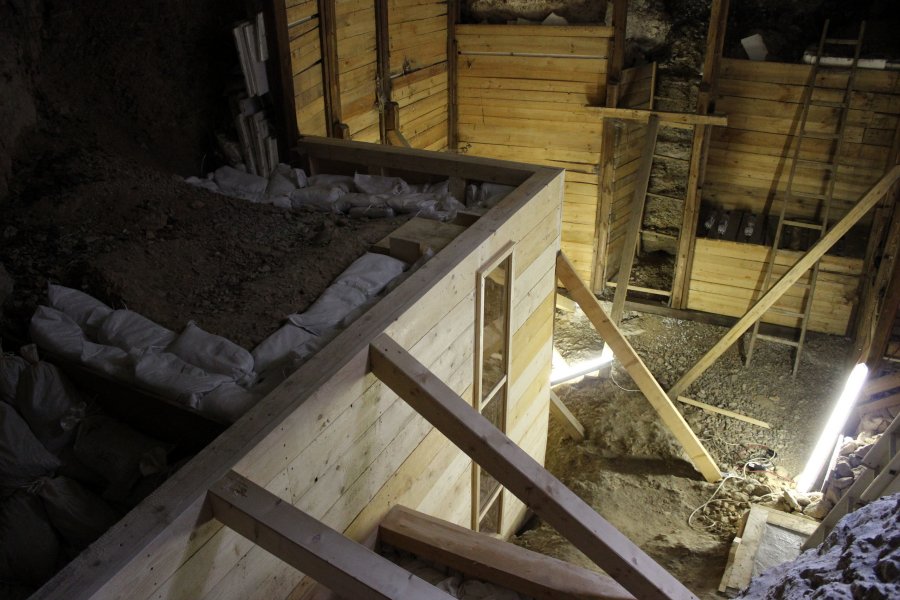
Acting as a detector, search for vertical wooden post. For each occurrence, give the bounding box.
[591,0,627,290]
[447,0,460,151]
[261,0,299,153]
[670,0,729,308]
[610,116,660,323]
[375,0,391,144]
[317,0,342,137]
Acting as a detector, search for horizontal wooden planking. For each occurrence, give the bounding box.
[719,58,900,94]
[288,19,321,75]
[692,239,862,275]
[293,62,324,105]
[459,55,606,84]
[456,32,609,58]
[286,0,318,25]
[390,2,447,22]
[457,107,603,132]
[458,140,600,170]
[716,96,898,131]
[402,105,447,140]
[297,96,327,136]
[400,88,447,123]
[457,84,603,106]
[458,124,603,154]
[456,23,614,39]
[719,113,893,146]
[391,39,447,75]
[709,128,891,165]
[717,78,900,113]
[390,14,446,42]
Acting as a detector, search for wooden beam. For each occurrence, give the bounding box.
[610,116,660,324]
[386,129,412,148]
[585,107,728,127]
[862,371,900,397]
[374,0,391,144]
[447,0,460,150]
[670,0,729,308]
[317,0,341,137]
[556,252,722,483]
[379,505,633,600]
[676,396,770,429]
[856,391,900,419]
[369,333,700,600]
[263,0,299,153]
[208,470,453,599]
[606,0,627,107]
[667,166,900,399]
[549,390,585,441]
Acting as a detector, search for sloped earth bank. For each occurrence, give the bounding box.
[514,305,854,598]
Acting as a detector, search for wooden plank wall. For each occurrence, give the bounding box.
[390,0,449,150]
[455,24,613,283]
[286,0,328,135]
[687,239,863,334]
[57,156,563,600]
[335,0,381,141]
[705,58,900,222]
[602,64,655,282]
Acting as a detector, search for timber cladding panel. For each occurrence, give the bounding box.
[601,64,655,284]
[705,58,900,222]
[286,0,328,135]
[34,139,561,600]
[687,239,863,335]
[336,0,381,141]
[389,0,449,150]
[455,24,612,284]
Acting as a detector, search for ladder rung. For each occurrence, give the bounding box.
[769,307,807,318]
[757,334,801,347]
[824,38,860,46]
[783,219,825,230]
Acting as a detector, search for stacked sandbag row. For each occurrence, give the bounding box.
[186,166,472,222]
[31,251,408,422]
[1,346,171,598]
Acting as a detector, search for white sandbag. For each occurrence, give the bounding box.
[353,173,409,195]
[266,169,297,199]
[308,174,355,188]
[33,476,120,550]
[343,192,390,209]
[15,349,80,453]
[167,322,255,383]
[290,185,350,213]
[266,195,293,209]
[333,253,406,296]
[287,284,368,335]
[0,402,61,487]
[348,206,395,219]
[0,492,60,587]
[386,192,443,213]
[0,352,25,405]
[251,323,319,374]
[98,310,176,352]
[29,305,87,362]
[47,284,111,336]
[132,350,233,408]
[195,383,260,423]
[212,165,268,202]
[74,415,168,489]
[410,179,450,196]
[467,182,515,209]
[293,167,308,188]
[184,175,219,193]
[80,342,132,379]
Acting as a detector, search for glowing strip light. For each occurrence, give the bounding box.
[795,363,869,493]
[550,344,615,386]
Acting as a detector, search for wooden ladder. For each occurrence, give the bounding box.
[746,20,865,375]
[802,411,900,550]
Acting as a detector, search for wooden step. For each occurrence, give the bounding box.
[783,219,825,231]
[756,333,800,347]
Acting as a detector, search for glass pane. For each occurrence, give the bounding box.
[478,495,501,534]
[481,259,509,400]
[478,392,504,507]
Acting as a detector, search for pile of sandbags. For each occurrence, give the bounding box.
[1,345,174,596]
[186,167,468,222]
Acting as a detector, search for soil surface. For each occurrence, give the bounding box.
[514,305,854,598]
[1,142,405,349]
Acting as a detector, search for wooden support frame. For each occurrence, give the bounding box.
[209,471,453,599]
[586,107,727,128]
[317,0,342,137]
[556,252,722,483]
[610,116,660,324]
[670,0,730,308]
[379,505,633,600]
[668,166,900,399]
[369,332,700,600]
[262,0,298,156]
[549,390,585,441]
[676,396,770,429]
[447,0,460,150]
[374,0,391,144]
